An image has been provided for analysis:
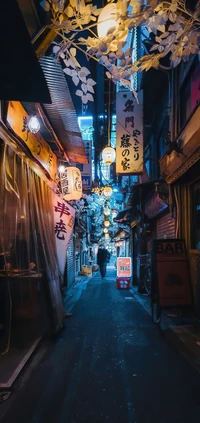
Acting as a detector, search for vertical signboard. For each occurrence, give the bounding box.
[77,116,93,190]
[116,91,143,174]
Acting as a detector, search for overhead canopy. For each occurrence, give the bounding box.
[112,228,130,241]
[0,0,51,103]
[39,56,88,164]
[113,208,132,223]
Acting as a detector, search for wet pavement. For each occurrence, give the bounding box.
[1,267,200,423]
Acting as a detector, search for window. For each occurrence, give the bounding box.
[180,60,200,130]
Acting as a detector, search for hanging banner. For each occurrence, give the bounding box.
[52,192,75,276]
[116,91,143,174]
[7,101,57,180]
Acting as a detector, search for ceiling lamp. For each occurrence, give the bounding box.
[28,116,40,134]
[104,220,110,228]
[104,186,112,198]
[104,228,108,234]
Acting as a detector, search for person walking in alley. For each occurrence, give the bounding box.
[97,245,110,279]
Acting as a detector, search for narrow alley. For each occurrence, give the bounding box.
[0,267,200,423]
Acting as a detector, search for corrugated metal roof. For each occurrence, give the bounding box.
[39,56,88,164]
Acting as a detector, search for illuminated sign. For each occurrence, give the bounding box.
[117,257,132,277]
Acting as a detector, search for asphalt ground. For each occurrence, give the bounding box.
[0,267,200,423]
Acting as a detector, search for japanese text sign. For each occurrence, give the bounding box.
[117,257,132,277]
[7,101,57,180]
[53,192,75,276]
[116,91,143,174]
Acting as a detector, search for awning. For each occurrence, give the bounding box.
[131,180,158,207]
[0,0,51,103]
[113,208,132,223]
[39,56,88,164]
[112,229,130,241]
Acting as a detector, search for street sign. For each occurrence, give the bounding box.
[117,257,132,277]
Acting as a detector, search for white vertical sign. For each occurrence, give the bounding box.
[52,192,75,276]
[116,91,143,174]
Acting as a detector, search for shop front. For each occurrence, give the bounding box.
[160,104,200,317]
[0,101,65,388]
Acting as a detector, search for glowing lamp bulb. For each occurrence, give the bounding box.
[59,165,65,173]
[28,116,40,134]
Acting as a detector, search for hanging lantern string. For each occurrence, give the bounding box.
[107,78,111,148]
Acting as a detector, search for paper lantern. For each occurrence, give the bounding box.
[97,3,118,38]
[61,167,82,201]
[104,220,110,228]
[104,207,111,216]
[102,146,116,165]
[112,209,118,218]
[28,116,40,134]
[104,186,112,198]
[105,233,109,239]
[104,228,108,234]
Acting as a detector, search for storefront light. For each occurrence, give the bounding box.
[58,164,65,173]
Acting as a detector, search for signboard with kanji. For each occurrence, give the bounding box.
[7,101,57,180]
[117,257,132,277]
[116,91,143,174]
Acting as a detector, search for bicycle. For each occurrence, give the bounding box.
[143,263,151,295]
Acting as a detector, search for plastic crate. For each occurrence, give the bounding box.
[116,277,130,290]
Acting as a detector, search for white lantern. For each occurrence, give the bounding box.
[102,146,116,165]
[104,220,110,228]
[112,209,118,219]
[28,116,40,134]
[61,166,82,201]
[104,186,112,198]
[104,228,108,234]
[104,207,111,216]
[97,3,118,38]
